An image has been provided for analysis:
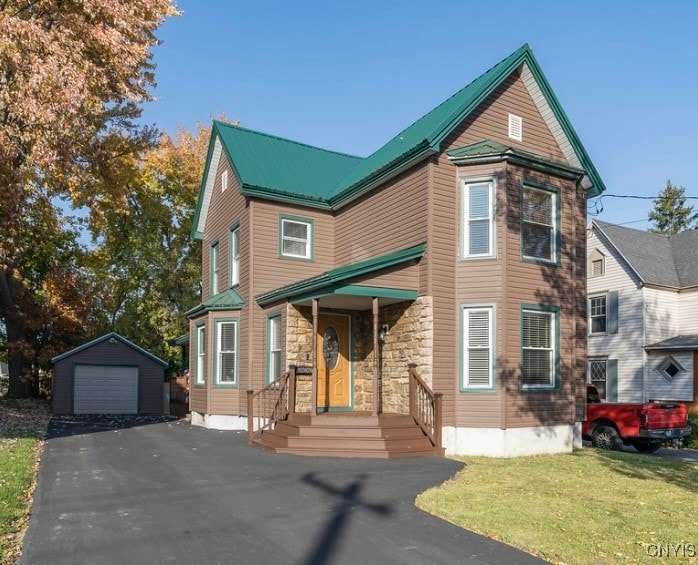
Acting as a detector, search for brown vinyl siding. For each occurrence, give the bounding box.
[201,154,249,301]
[189,314,207,414]
[248,201,334,403]
[445,72,565,161]
[208,311,243,415]
[452,163,507,427]
[249,200,335,296]
[52,339,164,415]
[429,70,582,429]
[352,262,420,291]
[334,165,428,266]
[502,164,582,427]
[427,157,458,425]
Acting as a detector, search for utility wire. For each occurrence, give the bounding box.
[587,193,698,216]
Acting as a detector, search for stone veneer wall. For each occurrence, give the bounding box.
[284,296,433,414]
[286,304,314,413]
[353,296,433,414]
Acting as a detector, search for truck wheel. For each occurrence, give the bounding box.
[631,441,662,454]
[591,426,623,451]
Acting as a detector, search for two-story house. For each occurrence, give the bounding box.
[187,44,606,457]
[587,220,698,411]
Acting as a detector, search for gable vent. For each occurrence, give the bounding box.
[508,113,522,141]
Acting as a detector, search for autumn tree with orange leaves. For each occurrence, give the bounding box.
[0,1,178,397]
[87,124,207,373]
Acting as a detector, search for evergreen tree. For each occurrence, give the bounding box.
[648,180,697,235]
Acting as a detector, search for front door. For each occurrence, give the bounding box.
[316,314,351,411]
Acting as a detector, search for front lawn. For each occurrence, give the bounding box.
[0,399,52,564]
[417,449,697,564]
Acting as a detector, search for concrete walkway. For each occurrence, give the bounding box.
[20,417,544,565]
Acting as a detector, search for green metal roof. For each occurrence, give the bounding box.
[256,243,426,306]
[186,288,245,318]
[168,334,189,347]
[216,121,362,204]
[193,44,605,239]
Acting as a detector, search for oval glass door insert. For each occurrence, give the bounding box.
[323,327,339,369]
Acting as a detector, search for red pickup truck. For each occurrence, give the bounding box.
[583,384,692,453]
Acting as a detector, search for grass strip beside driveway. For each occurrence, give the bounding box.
[416,449,697,564]
[0,399,52,564]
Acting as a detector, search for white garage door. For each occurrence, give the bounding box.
[74,365,138,414]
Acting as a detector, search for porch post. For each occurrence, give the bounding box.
[288,365,296,416]
[312,298,319,414]
[372,297,379,416]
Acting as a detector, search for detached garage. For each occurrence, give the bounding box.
[52,333,168,416]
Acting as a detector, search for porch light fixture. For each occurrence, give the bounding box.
[379,324,389,342]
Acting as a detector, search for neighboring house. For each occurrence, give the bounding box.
[587,220,698,411]
[187,44,606,456]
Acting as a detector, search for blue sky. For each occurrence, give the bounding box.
[141,1,698,229]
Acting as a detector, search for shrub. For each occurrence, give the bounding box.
[686,413,698,449]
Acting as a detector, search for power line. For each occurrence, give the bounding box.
[587,193,698,217]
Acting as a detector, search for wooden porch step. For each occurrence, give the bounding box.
[256,412,441,458]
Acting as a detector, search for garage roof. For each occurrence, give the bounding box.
[51,332,168,367]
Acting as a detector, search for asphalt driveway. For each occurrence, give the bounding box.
[20,417,544,565]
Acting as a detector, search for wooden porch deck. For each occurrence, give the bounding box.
[253,412,444,459]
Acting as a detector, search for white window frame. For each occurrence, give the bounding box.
[221,170,228,192]
[461,305,495,390]
[588,358,608,399]
[588,294,607,335]
[267,315,282,383]
[521,184,558,263]
[280,216,312,260]
[211,242,219,295]
[521,307,557,389]
[215,320,238,386]
[230,225,240,287]
[461,179,496,259]
[195,325,206,385]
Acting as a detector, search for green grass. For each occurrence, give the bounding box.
[0,399,52,564]
[416,449,697,565]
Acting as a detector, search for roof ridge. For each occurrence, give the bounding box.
[358,45,530,163]
[214,119,364,161]
[329,44,532,195]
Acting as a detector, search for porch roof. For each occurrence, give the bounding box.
[645,335,698,351]
[255,243,425,308]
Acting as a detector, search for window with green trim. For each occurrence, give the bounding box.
[267,315,282,383]
[462,306,494,389]
[215,320,237,385]
[210,242,220,294]
[521,307,557,388]
[195,325,206,385]
[280,217,312,259]
[461,180,495,258]
[522,184,558,263]
[230,226,240,287]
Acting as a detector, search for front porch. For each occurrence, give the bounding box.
[249,244,442,457]
[248,365,443,458]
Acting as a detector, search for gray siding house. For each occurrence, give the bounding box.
[587,220,698,411]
